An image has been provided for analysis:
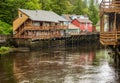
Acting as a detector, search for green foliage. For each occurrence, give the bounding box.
[0,20,12,35]
[50,0,74,15]
[73,0,83,15]
[88,0,99,25]
[0,46,10,55]
[24,0,41,10]
[0,0,41,24]
[39,0,52,10]
[0,0,99,32]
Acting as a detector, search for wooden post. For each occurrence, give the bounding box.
[114,13,116,31]
[100,15,104,33]
[114,13,117,43]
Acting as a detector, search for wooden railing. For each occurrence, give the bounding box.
[15,34,64,40]
[14,24,68,39]
[100,0,120,15]
[55,25,68,29]
[100,32,116,45]
[117,31,120,39]
[100,31,120,45]
[24,25,68,30]
[24,26,50,30]
[14,28,24,37]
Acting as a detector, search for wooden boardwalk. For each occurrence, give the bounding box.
[13,32,99,49]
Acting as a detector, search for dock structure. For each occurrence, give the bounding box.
[100,0,120,46]
[12,9,99,48]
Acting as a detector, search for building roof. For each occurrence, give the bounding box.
[75,18,92,23]
[19,9,67,23]
[62,14,92,23]
[62,14,73,21]
[96,21,100,26]
[68,23,80,29]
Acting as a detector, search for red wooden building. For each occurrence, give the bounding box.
[71,18,93,32]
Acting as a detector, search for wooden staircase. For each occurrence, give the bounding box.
[14,28,25,38]
[13,16,28,31]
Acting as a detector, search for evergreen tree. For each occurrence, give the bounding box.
[73,0,84,15]
[50,0,73,15]
[39,0,51,10]
[82,0,88,15]
[0,0,100,34]
[88,0,99,25]
[0,20,12,35]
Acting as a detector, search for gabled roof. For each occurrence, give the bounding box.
[96,21,100,26]
[75,18,92,23]
[19,9,67,23]
[62,14,92,23]
[62,14,73,21]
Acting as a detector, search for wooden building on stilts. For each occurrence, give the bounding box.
[100,0,120,46]
[100,0,120,65]
[13,9,68,47]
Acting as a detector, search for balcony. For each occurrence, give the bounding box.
[24,26,50,30]
[24,25,68,31]
[14,33,64,40]
[100,0,120,15]
[100,31,120,45]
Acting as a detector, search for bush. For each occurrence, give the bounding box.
[0,20,12,35]
[0,46,10,55]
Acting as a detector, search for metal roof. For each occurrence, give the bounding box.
[76,18,92,23]
[62,14,73,21]
[19,9,67,23]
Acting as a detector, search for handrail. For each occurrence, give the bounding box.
[100,30,120,45]
[100,0,120,14]
[24,25,68,30]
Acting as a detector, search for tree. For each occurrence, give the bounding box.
[88,0,99,25]
[39,0,52,10]
[25,0,41,10]
[0,20,12,35]
[0,0,41,24]
[82,0,88,15]
[50,0,73,15]
[72,0,84,15]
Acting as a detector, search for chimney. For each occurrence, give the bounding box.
[36,10,38,16]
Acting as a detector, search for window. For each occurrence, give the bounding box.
[20,13,22,17]
[33,22,40,26]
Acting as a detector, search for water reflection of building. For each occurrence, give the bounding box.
[74,52,95,65]
[13,52,66,83]
[12,47,97,82]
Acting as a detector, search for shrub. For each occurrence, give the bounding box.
[0,46,10,55]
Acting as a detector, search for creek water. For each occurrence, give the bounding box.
[0,44,120,83]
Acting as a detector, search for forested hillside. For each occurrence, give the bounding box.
[0,0,99,35]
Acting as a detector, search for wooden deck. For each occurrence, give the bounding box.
[100,31,120,45]
[100,0,120,16]
[100,0,120,46]
[24,25,68,30]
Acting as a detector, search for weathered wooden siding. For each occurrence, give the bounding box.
[72,19,93,32]
[13,10,29,31]
[100,0,120,46]
[72,20,81,29]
